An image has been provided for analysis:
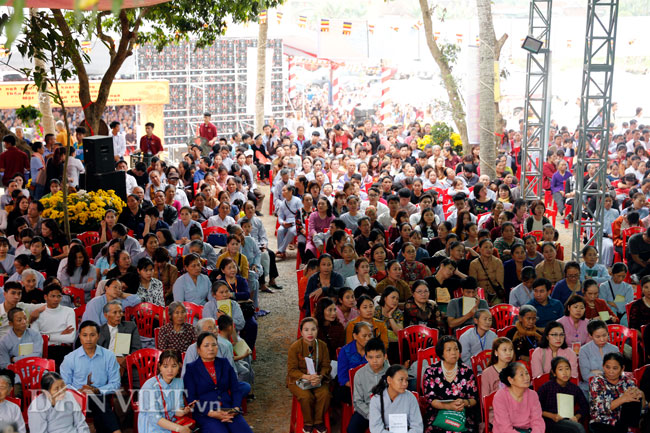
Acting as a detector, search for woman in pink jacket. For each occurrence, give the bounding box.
[492,361,545,433]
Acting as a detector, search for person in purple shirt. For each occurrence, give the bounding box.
[551,159,572,217]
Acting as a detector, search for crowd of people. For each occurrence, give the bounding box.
[0,100,648,433]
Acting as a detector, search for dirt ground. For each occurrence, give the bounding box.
[246,184,302,433]
[245,187,577,432]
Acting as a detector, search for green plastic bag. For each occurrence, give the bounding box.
[432,409,467,432]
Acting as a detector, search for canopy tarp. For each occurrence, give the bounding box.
[7,0,169,10]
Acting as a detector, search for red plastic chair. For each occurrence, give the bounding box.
[470,349,492,377]
[154,328,160,349]
[78,231,100,247]
[74,305,86,328]
[623,227,645,262]
[341,364,365,433]
[125,303,165,338]
[415,347,439,396]
[42,334,49,358]
[63,286,86,307]
[202,226,223,242]
[634,364,649,385]
[482,390,497,433]
[164,302,203,324]
[67,388,87,416]
[455,325,474,340]
[608,324,641,370]
[8,357,55,419]
[545,209,557,227]
[490,304,519,330]
[528,230,543,241]
[532,372,578,391]
[126,347,162,431]
[289,396,331,433]
[497,325,514,337]
[397,325,439,364]
[453,287,486,299]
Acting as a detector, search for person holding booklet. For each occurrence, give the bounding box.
[537,356,588,433]
[287,317,332,433]
[368,364,423,433]
[97,300,142,379]
[0,307,43,369]
[445,277,489,331]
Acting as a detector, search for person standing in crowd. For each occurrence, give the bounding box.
[0,135,29,187]
[139,122,163,156]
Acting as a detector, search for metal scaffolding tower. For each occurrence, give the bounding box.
[572,0,619,260]
[519,0,552,201]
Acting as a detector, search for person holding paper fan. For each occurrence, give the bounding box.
[537,356,588,433]
[368,364,423,433]
[287,317,332,433]
[492,362,545,433]
[97,301,142,377]
[578,320,619,397]
[0,307,43,368]
[530,321,578,379]
[423,335,479,433]
[589,352,643,433]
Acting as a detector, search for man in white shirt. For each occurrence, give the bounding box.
[30,284,75,367]
[66,146,85,188]
[144,169,166,201]
[110,121,126,161]
[116,160,138,195]
[360,187,389,216]
[0,282,45,340]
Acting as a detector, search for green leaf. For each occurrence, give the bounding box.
[4,0,24,46]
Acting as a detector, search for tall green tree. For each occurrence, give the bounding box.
[3,0,283,135]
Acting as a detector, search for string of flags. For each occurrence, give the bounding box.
[276,12,283,25]
[259,10,267,24]
[81,40,92,54]
[320,18,329,33]
[298,15,307,28]
[342,22,352,35]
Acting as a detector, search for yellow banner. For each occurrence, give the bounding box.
[0,80,169,109]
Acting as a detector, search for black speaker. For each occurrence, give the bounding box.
[84,171,127,202]
[83,135,114,175]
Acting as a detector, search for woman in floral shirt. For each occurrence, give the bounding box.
[423,335,479,433]
[589,352,643,432]
[403,280,447,335]
[136,258,165,306]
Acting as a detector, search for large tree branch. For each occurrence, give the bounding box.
[96,11,116,58]
[495,34,508,60]
[51,9,91,105]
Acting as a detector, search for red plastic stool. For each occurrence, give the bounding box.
[289,396,331,433]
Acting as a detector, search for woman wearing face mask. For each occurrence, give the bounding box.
[578,320,620,396]
[287,318,332,433]
[369,365,423,433]
[27,371,89,433]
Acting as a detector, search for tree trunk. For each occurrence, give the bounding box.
[255,19,268,134]
[477,0,497,179]
[30,8,55,136]
[419,0,470,155]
